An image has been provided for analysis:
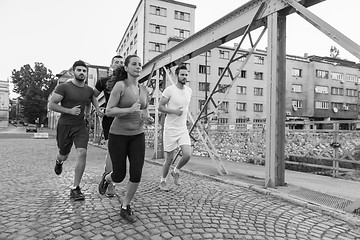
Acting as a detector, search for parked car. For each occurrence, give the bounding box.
[26,124,38,132]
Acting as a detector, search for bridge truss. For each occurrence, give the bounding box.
[138,0,360,189]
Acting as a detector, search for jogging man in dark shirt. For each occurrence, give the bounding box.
[93,55,124,197]
[48,60,100,201]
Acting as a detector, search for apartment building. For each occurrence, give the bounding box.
[116,0,196,63]
[0,80,9,128]
[115,0,360,128]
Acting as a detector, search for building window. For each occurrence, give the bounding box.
[292,68,302,77]
[315,101,329,109]
[199,82,210,91]
[174,10,190,21]
[254,56,264,64]
[314,85,329,94]
[150,5,167,16]
[331,102,342,110]
[254,72,263,80]
[292,100,303,109]
[175,28,190,38]
[253,119,265,123]
[218,101,229,111]
[237,86,246,95]
[315,69,329,79]
[331,87,344,95]
[236,102,246,111]
[200,51,211,57]
[254,87,263,96]
[218,118,228,124]
[236,53,246,62]
[199,65,210,74]
[254,103,263,112]
[219,50,230,59]
[218,67,229,77]
[134,34,137,44]
[237,70,246,78]
[150,24,166,34]
[198,100,209,110]
[292,84,302,93]
[346,74,358,83]
[236,118,247,123]
[218,84,230,93]
[149,42,166,52]
[331,72,344,81]
[346,89,357,97]
[134,17,138,27]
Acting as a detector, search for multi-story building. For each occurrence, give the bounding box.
[116,0,196,63]
[0,80,10,128]
[115,0,360,129]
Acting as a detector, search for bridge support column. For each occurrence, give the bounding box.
[265,12,286,188]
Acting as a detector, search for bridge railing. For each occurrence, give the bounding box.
[143,120,360,178]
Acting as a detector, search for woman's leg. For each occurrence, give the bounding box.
[122,133,145,206]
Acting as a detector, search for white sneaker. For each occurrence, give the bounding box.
[159,181,169,191]
[171,171,181,186]
[106,183,116,197]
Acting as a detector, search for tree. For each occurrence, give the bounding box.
[11,62,57,123]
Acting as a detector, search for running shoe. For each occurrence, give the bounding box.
[159,180,169,191]
[120,205,137,223]
[171,171,181,186]
[98,172,110,195]
[70,186,85,201]
[54,159,63,175]
[106,183,116,197]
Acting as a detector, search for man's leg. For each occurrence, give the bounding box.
[73,147,87,187]
[159,150,174,191]
[54,153,68,175]
[69,147,86,201]
[104,140,116,197]
[175,145,192,170]
[171,145,192,186]
[104,140,113,172]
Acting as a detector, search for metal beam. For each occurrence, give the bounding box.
[138,0,325,83]
[284,0,360,60]
[265,11,287,188]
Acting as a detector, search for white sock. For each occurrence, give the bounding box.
[174,167,179,174]
[161,177,166,182]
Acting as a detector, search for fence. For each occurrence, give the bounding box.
[90,119,360,178]
[144,120,360,178]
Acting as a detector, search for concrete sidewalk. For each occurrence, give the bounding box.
[145,147,360,216]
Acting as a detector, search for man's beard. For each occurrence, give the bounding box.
[179,78,186,85]
[75,74,85,81]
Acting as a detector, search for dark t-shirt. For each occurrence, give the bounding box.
[95,76,112,107]
[54,81,94,126]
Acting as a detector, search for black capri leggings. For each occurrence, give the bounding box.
[108,133,145,183]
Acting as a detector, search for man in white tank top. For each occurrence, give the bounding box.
[158,65,192,191]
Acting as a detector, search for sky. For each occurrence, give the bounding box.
[1,0,360,98]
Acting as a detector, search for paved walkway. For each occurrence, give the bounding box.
[1,138,360,239]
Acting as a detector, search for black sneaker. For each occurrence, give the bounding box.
[54,159,63,175]
[120,205,137,223]
[98,172,110,195]
[70,186,85,201]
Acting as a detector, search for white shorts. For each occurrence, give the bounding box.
[163,127,191,152]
